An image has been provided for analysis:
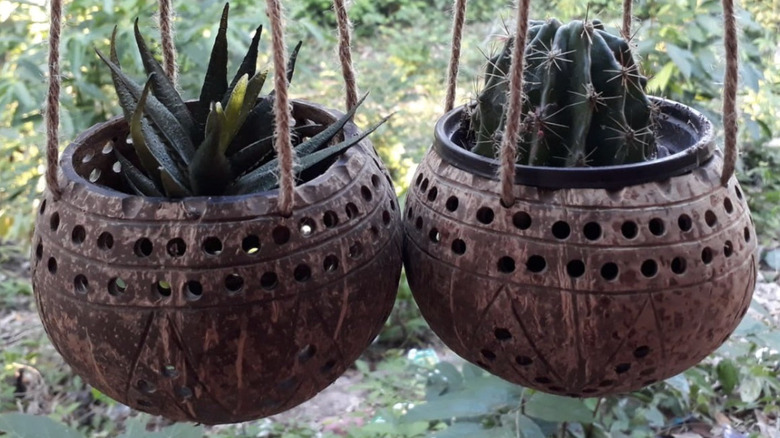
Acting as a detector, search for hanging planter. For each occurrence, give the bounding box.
[32,0,402,424]
[404,0,756,397]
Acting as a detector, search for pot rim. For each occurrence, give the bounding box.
[433,97,716,190]
[58,99,366,208]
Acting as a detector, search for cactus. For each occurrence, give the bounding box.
[466,18,657,167]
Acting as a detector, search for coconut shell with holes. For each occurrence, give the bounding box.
[403,98,757,397]
[31,101,402,424]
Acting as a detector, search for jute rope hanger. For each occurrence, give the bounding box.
[443,0,740,206]
[45,0,359,217]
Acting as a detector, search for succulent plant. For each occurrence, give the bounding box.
[466,18,657,167]
[96,3,385,198]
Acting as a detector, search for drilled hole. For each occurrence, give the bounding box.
[552,221,571,240]
[649,218,665,236]
[600,262,619,281]
[185,281,203,300]
[621,221,638,239]
[420,178,429,192]
[108,278,127,296]
[203,237,223,255]
[640,259,658,278]
[671,257,687,274]
[498,256,515,273]
[296,217,316,237]
[678,214,693,232]
[102,143,114,154]
[566,260,585,278]
[415,173,423,186]
[273,226,291,245]
[321,359,337,374]
[515,356,533,366]
[724,241,734,257]
[97,232,114,250]
[177,387,193,399]
[389,200,396,211]
[162,365,178,378]
[35,243,43,260]
[701,247,713,264]
[446,196,459,212]
[480,349,496,361]
[494,328,512,341]
[511,211,531,230]
[39,199,46,215]
[323,211,339,228]
[705,210,717,227]
[724,197,734,214]
[260,272,278,290]
[225,274,244,293]
[242,235,261,254]
[735,185,743,199]
[294,264,312,282]
[633,346,650,359]
[156,280,172,297]
[345,203,359,220]
[427,187,438,202]
[451,239,466,255]
[425,227,440,243]
[89,168,101,183]
[476,207,494,224]
[615,363,631,374]
[298,344,317,363]
[134,238,153,257]
[361,186,373,202]
[74,275,89,294]
[167,238,186,257]
[137,379,156,394]
[415,216,423,230]
[526,255,546,273]
[371,174,381,188]
[349,241,363,259]
[323,255,339,272]
[47,257,57,274]
[407,207,414,219]
[744,227,751,242]
[49,212,60,232]
[71,226,86,244]
[583,222,601,240]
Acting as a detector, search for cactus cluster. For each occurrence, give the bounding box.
[97,3,385,198]
[466,18,658,167]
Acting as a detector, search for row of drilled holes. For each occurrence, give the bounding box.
[414,175,742,241]
[43,199,394,259]
[38,239,367,299]
[414,216,748,280]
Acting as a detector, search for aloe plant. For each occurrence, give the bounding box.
[466,18,657,167]
[97,3,386,197]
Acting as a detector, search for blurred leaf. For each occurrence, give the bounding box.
[523,393,594,424]
[665,44,693,79]
[739,377,763,403]
[665,374,691,399]
[717,359,740,394]
[403,376,523,422]
[0,414,83,438]
[118,416,204,438]
[515,413,545,438]
[764,249,780,270]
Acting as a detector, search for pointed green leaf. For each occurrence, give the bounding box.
[229,124,320,177]
[160,170,192,198]
[229,25,262,90]
[133,19,198,140]
[230,115,389,194]
[104,30,136,121]
[96,52,195,163]
[189,106,233,195]
[0,413,83,438]
[132,78,190,188]
[220,74,248,153]
[115,149,164,196]
[295,92,368,156]
[197,3,230,124]
[287,40,303,83]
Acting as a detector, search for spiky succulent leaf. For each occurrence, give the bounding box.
[196,3,230,125]
[294,93,368,157]
[115,149,164,197]
[287,40,303,83]
[230,115,389,194]
[229,25,262,90]
[188,102,233,195]
[229,124,321,177]
[96,50,195,164]
[133,19,198,141]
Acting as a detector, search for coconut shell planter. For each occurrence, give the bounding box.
[404,10,757,397]
[32,100,402,424]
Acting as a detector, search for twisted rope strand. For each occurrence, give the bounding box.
[499,0,531,207]
[622,0,633,40]
[720,0,739,184]
[266,0,295,215]
[333,0,358,112]
[445,0,468,112]
[158,0,178,85]
[45,0,63,199]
